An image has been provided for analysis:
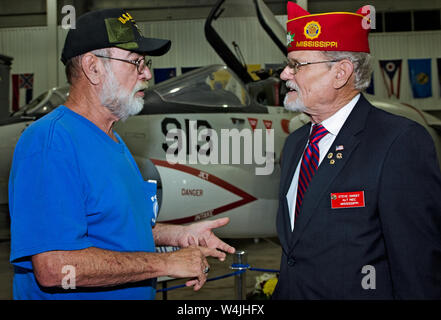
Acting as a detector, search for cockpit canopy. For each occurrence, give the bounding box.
[149,65,250,108]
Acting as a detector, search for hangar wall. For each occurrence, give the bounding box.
[0,16,287,112]
[0,15,441,111]
[367,31,441,111]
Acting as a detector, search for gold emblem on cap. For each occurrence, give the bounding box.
[304,21,322,40]
[119,12,133,24]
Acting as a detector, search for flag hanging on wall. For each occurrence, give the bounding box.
[181,66,201,74]
[379,60,402,98]
[408,59,432,98]
[437,58,441,98]
[153,68,176,84]
[12,73,34,112]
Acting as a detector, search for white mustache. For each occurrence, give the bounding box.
[285,80,299,91]
[133,82,148,94]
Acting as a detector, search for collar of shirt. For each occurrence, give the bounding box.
[315,93,360,165]
[320,93,361,137]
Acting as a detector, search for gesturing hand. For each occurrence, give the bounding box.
[177,217,236,261]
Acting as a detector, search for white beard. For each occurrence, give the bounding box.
[283,94,307,112]
[99,65,147,121]
[283,80,307,113]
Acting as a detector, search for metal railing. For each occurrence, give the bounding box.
[156,250,279,300]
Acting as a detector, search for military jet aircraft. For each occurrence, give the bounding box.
[0,0,295,238]
[1,0,441,239]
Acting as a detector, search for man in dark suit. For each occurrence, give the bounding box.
[273,2,441,299]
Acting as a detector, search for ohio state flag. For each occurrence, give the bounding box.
[379,60,402,98]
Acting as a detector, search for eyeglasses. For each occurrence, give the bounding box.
[94,55,152,74]
[285,58,341,75]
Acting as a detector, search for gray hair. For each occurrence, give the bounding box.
[321,51,373,91]
[65,48,111,84]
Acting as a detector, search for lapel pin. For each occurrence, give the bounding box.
[336,145,344,151]
[330,159,335,165]
[336,153,343,159]
[327,152,333,159]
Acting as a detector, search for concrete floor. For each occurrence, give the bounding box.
[0,204,282,300]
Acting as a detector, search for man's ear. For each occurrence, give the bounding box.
[80,53,103,85]
[333,59,354,89]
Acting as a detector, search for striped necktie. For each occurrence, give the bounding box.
[294,123,329,221]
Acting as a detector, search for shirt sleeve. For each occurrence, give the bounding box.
[9,147,93,269]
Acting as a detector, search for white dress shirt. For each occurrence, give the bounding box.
[286,94,360,231]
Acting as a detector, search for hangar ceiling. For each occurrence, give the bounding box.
[0,0,440,28]
[1,0,283,27]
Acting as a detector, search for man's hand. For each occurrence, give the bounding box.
[176,217,236,261]
[164,246,224,291]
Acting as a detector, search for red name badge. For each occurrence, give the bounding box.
[330,191,365,209]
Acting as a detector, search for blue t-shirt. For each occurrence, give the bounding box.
[9,105,158,299]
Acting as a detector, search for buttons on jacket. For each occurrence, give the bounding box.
[287,258,295,267]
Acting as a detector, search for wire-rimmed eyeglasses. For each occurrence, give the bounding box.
[94,54,152,74]
[285,58,341,75]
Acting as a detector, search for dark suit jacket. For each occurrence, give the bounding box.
[273,94,441,299]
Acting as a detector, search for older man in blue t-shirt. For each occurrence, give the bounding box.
[8,8,235,300]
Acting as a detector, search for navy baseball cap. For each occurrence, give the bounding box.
[61,8,171,64]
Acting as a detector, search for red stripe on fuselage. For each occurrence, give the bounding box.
[150,159,258,224]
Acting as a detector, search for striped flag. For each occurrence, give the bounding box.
[12,73,34,112]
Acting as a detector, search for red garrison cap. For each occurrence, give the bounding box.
[286,2,371,53]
